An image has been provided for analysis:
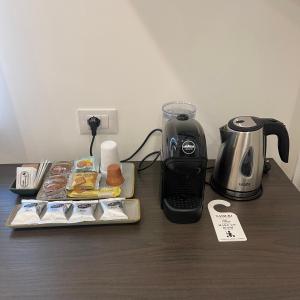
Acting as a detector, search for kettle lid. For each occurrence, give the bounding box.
[228,116,263,132]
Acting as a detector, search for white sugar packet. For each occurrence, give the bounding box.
[11,200,46,225]
[40,201,72,224]
[100,198,128,221]
[68,200,98,223]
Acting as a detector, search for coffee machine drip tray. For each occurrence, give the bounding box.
[165,194,201,209]
[162,195,203,224]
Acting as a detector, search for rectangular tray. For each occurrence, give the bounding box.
[10,179,40,197]
[36,162,135,201]
[6,198,140,229]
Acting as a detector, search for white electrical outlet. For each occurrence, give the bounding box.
[77,108,118,134]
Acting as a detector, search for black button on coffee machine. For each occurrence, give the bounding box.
[161,102,207,223]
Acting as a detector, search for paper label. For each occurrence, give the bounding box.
[16,167,37,189]
[208,200,247,242]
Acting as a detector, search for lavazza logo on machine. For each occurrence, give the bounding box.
[182,140,196,155]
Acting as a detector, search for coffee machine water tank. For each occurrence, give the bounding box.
[161,102,207,223]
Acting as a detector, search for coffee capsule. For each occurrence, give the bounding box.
[106,164,124,186]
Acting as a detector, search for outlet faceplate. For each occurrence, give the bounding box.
[77,108,118,134]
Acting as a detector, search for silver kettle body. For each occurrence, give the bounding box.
[211,116,289,200]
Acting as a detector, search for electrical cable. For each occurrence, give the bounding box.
[205,166,214,185]
[87,116,101,156]
[90,135,96,156]
[119,128,162,173]
[138,151,161,172]
[121,128,162,162]
[120,128,162,163]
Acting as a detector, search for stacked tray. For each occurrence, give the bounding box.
[7,161,138,229]
[36,162,135,201]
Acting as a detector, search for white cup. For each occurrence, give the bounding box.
[100,140,120,174]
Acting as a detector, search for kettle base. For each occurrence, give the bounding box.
[210,177,262,201]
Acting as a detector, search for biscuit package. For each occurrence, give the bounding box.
[67,172,101,190]
[68,200,97,223]
[44,175,68,194]
[49,161,73,176]
[11,200,46,225]
[37,161,72,200]
[67,186,121,199]
[74,157,98,172]
[100,198,128,221]
[40,201,72,224]
[42,174,68,199]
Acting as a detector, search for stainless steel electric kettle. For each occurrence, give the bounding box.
[211,116,289,200]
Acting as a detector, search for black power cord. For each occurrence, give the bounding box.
[138,151,161,172]
[205,166,214,186]
[120,128,162,172]
[87,116,101,156]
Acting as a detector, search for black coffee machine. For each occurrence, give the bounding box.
[161,103,207,223]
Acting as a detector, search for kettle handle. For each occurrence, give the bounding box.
[260,118,289,163]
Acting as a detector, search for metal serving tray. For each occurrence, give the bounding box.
[6,198,140,229]
[36,162,135,201]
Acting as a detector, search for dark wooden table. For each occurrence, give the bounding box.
[0,160,300,299]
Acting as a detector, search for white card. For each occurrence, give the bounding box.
[208,200,247,242]
[16,167,37,189]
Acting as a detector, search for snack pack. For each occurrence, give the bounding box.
[11,200,46,225]
[40,201,71,224]
[97,187,121,198]
[37,161,72,201]
[67,172,100,190]
[49,161,73,176]
[74,157,98,172]
[44,175,68,193]
[41,174,68,199]
[67,186,121,199]
[100,198,128,221]
[68,200,97,223]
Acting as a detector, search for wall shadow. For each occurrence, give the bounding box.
[129,0,300,160]
[0,66,27,163]
[286,89,300,179]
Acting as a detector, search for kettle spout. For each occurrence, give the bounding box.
[219,126,229,143]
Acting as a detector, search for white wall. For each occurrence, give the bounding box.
[0,0,300,177]
[281,87,300,180]
[289,89,300,189]
[293,154,300,190]
[0,68,27,162]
